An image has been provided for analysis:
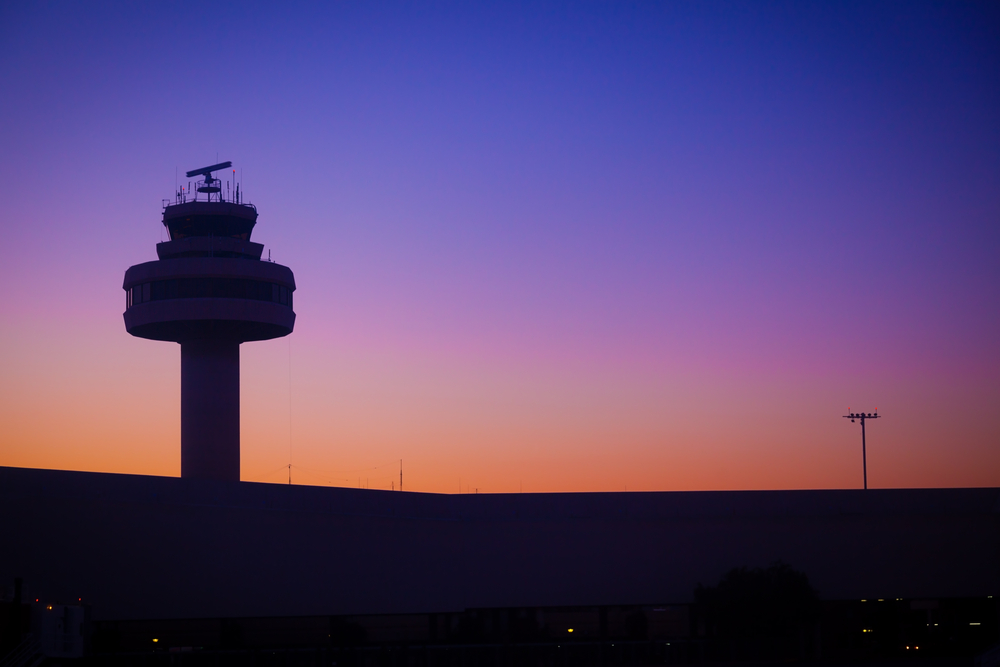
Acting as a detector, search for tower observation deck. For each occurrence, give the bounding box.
[123,162,295,481]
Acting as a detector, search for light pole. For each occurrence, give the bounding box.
[843,409,880,490]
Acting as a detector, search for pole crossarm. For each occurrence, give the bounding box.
[843,412,880,421]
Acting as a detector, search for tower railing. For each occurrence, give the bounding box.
[163,192,256,209]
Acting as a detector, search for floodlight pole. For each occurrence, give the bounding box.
[843,410,880,490]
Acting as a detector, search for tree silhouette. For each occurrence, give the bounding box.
[695,561,819,660]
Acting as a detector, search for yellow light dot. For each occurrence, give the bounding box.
[153,639,158,643]
[568,628,573,633]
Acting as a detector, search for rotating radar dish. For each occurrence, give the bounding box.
[185,162,232,179]
[186,161,232,194]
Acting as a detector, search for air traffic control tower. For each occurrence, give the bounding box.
[123,162,295,481]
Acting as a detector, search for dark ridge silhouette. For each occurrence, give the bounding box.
[1,466,997,664]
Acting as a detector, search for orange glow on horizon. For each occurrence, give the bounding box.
[2,318,997,494]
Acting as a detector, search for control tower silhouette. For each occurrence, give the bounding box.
[124,162,295,481]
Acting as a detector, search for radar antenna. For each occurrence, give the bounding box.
[186,161,232,194]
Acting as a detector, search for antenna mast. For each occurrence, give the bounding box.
[843,409,881,490]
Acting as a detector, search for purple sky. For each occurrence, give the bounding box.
[1,2,997,492]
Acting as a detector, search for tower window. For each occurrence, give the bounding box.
[127,278,293,308]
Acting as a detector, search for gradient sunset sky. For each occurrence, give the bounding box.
[1,2,997,493]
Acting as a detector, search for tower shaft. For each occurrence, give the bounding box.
[181,339,241,481]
